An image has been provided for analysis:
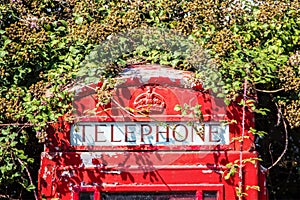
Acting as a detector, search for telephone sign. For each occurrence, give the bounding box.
[70,122,230,146]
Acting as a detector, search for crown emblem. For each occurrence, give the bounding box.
[133,86,166,113]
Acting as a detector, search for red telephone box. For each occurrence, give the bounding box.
[38,64,268,200]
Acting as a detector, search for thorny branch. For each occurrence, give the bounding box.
[267,100,289,171]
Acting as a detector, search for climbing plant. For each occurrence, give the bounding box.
[1,0,300,199]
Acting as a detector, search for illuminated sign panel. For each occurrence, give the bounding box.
[70,122,229,146]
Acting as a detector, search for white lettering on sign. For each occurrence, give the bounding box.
[70,122,229,146]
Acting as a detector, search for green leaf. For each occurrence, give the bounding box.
[224,172,231,180]
[26,184,36,191]
[174,105,182,111]
[44,24,51,31]
[69,46,80,54]
[0,50,8,58]
[59,20,68,27]
[244,34,251,42]
[75,16,84,25]
[170,59,181,67]
[58,42,66,48]
[50,40,59,47]
[4,39,12,47]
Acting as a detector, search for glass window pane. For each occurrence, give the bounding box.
[80,192,94,200]
[203,191,217,200]
[101,192,196,200]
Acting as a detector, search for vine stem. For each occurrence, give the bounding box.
[0,123,34,127]
[239,78,247,200]
[267,101,288,170]
[17,158,38,200]
[255,88,284,93]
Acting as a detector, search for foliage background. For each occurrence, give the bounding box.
[1,0,300,199]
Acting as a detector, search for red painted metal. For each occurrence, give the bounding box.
[38,64,268,200]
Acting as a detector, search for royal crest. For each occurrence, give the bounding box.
[133,86,166,113]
